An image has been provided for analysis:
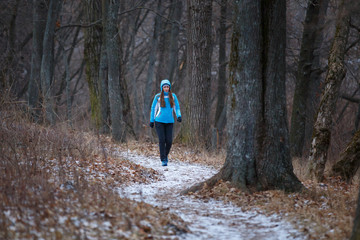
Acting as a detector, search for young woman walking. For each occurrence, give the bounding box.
[149,79,182,166]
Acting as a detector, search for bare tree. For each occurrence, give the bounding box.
[83,0,102,128]
[99,0,110,134]
[0,0,20,94]
[183,0,303,193]
[214,0,228,145]
[183,0,213,146]
[106,0,125,142]
[290,0,329,157]
[143,0,162,136]
[40,0,62,125]
[167,0,182,83]
[307,0,351,181]
[28,0,49,121]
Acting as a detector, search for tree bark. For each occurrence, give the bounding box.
[40,0,61,125]
[214,0,227,142]
[307,0,350,182]
[0,0,20,94]
[185,0,213,146]
[99,42,110,134]
[99,0,110,134]
[155,4,168,82]
[28,0,48,121]
[64,51,72,126]
[331,129,360,182]
[290,0,329,157]
[183,0,303,194]
[351,186,360,240]
[167,0,182,84]
[143,0,162,140]
[83,0,102,128]
[106,0,125,142]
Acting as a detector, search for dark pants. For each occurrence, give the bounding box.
[155,122,173,161]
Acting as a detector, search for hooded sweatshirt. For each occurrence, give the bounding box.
[150,79,181,123]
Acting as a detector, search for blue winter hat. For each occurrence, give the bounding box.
[160,79,171,91]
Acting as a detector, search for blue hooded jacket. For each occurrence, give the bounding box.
[150,79,181,123]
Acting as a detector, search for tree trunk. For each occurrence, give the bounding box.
[109,1,134,137]
[64,51,72,126]
[290,0,329,157]
[99,42,110,134]
[356,102,360,131]
[351,187,360,240]
[54,20,82,108]
[167,0,182,84]
[83,0,102,128]
[106,0,125,142]
[143,0,162,140]
[307,0,350,182]
[99,0,110,134]
[127,5,143,137]
[40,0,61,125]
[185,0,213,146]
[0,0,19,94]
[119,68,134,137]
[155,5,168,82]
[183,0,303,194]
[214,0,227,143]
[331,129,360,182]
[28,0,48,121]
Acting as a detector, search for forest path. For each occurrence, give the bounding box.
[117,150,304,240]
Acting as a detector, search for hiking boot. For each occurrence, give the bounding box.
[161,160,167,166]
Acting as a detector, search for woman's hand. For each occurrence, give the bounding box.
[149,122,154,128]
[177,117,182,122]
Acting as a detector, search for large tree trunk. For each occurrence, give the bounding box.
[106,0,125,142]
[83,0,102,128]
[290,0,329,157]
[307,0,350,182]
[184,0,213,146]
[331,129,360,182]
[40,0,61,125]
[28,0,48,121]
[214,0,227,145]
[183,0,303,194]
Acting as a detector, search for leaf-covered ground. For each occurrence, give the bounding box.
[124,140,358,240]
[0,109,358,239]
[0,117,187,239]
[115,148,305,239]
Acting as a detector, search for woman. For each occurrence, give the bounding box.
[149,79,182,166]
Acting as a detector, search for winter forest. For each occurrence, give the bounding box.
[2,0,360,239]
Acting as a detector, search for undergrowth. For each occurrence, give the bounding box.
[0,102,188,239]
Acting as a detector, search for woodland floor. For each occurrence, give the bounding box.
[0,115,358,239]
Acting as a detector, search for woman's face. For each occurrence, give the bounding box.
[163,85,170,92]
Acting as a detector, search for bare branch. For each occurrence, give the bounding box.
[341,93,360,103]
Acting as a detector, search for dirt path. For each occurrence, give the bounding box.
[117,151,305,240]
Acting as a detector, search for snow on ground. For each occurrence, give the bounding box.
[117,150,305,240]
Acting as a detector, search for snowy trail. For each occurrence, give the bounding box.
[117,151,305,240]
